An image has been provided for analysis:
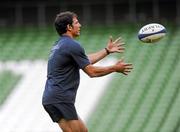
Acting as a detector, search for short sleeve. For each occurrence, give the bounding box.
[70,42,90,69]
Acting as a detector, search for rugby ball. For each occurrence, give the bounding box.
[138,23,166,43]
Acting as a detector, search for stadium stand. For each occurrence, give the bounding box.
[0,24,179,132]
[86,25,180,132]
[0,70,21,105]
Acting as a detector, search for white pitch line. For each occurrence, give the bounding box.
[0,58,116,132]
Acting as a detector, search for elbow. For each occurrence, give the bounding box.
[86,70,97,78]
[88,73,97,78]
[86,69,98,78]
[89,60,96,65]
[84,64,99,78]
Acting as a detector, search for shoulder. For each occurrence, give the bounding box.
[60,36,80,46]
[71,40,82,49]
[56,36,85,54]
[65,38,83,51]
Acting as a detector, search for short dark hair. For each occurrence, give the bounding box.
[54,11,77,36]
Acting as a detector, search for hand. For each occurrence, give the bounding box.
[106,36,125,54]
[115,58,133,75]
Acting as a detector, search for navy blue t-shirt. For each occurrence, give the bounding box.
[42,35,90,105]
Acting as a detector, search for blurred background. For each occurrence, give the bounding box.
[0,0,179,132]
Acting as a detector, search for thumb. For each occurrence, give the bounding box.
[109,36,113,43]
[119,57,124,62]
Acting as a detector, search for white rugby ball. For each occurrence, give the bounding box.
[138,23,166,43]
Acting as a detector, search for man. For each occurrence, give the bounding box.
[42,11,133,132]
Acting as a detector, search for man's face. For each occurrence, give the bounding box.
[70,17,81,37]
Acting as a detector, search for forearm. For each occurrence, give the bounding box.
[88,48,109,64]
[84,64,116,78]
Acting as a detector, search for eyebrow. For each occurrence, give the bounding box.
[73,20,79,24]
[73,17,79,22]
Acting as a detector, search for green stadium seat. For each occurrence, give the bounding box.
[0,25,179,132]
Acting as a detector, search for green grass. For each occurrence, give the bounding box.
[0,24,179,132]
[0,24,138,61]
[0,71,21,105]
[87,25,180,132]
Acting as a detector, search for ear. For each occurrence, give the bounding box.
[67,24,73,31]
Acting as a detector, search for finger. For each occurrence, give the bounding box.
[116,50,124,53]
[125,66,133,70]
[116,44,125,49]
[124,69,132,72]
[116,46,125,51]
[125,64,133,67]
[119,57,125,62]
[116,49,125,53]
[120,57,124,61]
[118,42,125,46]
[118,47,125,50]
[122,72,128,75]
[113,37,122,44]
[116,39,125,45]
[124,63,133,66]
[123,70,132,75]
[117,43,125,47]
[126,67,133,70]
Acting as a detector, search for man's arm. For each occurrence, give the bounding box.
[88,36,125,64]
[83,58,133,77]
[88,48,109,64]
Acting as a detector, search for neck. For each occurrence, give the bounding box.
[62,32,73,38]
